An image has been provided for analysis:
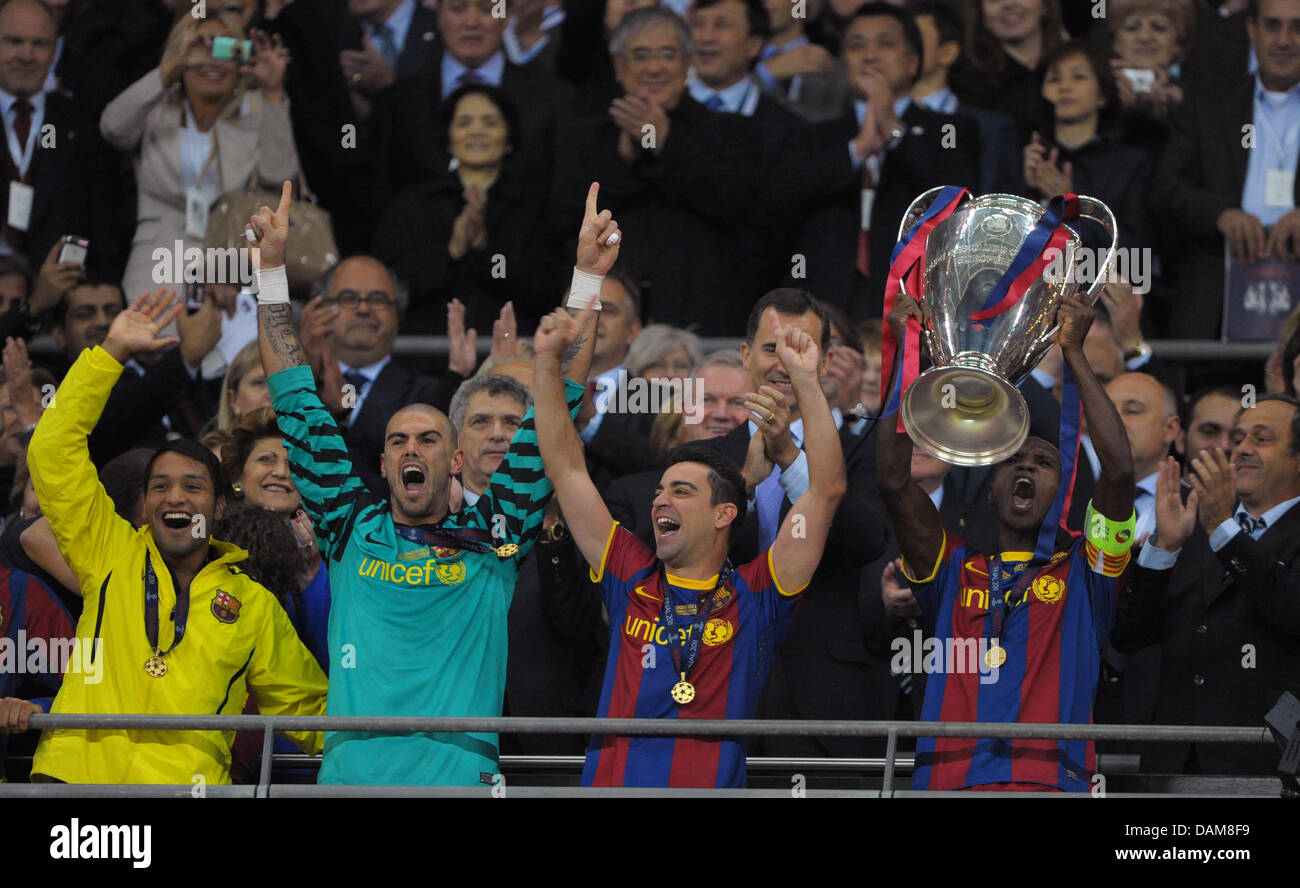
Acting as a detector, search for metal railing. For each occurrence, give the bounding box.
[0,713,1275,798]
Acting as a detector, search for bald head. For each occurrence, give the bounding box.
[386,403,456,447]
[1107,372,1180,480]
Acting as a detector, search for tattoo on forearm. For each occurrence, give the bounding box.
[562,336,588,364]
[260,303,308,368]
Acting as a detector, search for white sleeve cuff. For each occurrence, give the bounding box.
[778,449,810,503]
[1209,517,1241,552]
[1136,539,1179,570]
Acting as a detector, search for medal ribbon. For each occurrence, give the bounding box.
[879,185,969,432]
[969,193,1080,322]
[394,523,498,554]
[659,564,731,688]
[143,551,191,659]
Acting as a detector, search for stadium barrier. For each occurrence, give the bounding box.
[0,713,1277,797]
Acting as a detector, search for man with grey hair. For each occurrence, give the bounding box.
[448,373,533,505]
[297,256,464,495]
[551,5,764,333]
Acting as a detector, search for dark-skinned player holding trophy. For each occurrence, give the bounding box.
[248,180,620,786]
[533,302,846,788]
[877,291,1135,793]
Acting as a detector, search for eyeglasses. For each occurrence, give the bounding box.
[626,47,682,64]
[323,291,395,309]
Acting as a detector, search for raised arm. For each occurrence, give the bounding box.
[251,181,369,557]
[1057,293,1136,521]
[28,290,182,590]
[875,295,944,576]
[769,313,847,594]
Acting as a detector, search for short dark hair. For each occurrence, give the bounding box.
[1182,384,1241,430]
[909,0,964,51]
[145,439,230,501]
[693,0,772,42]
[52,279,124,328]
[309,256,410,320]
[603,266,642,321]
[846,2,924,74]
[437,83,521,158]
[1044,40,1118,115]
[663,442,748,547]
[745,288,831,356]
[0,252,31,290]
[1236,393,1300,458]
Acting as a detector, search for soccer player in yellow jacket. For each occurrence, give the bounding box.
[24,289,327,784]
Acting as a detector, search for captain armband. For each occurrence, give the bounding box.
[1085,501,1136,555]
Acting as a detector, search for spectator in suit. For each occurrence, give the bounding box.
[704,287,891,758]
[605,348,753,542]
[298,256,463,495]
[688,0,813,294]
[100,11,299,318]
[447,372,606,755]
[952,0,1063,143]
[909,0,1020,194]
[1107,371,1182,542]
[1182,0,1250,88]
[0,0,121,288]
[373,85,561,335]
[505,0,566,70]
[1022,42,1155,254]
[793,2,980,319]
[339,0,441,100]
[1114,394,1300,774]
[1176,384,1241,462]
[756,0,847,123]
[817,299,867,425]
[550,6,764,332]
[1151,0,1300,340]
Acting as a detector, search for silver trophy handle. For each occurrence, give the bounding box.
[894,186,950,243]
[1071,194,1119,304]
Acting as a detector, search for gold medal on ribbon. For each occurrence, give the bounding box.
[671,679,696,704]
[984,645,1007,668]
[144,655,168,677]
[494,543,519,558]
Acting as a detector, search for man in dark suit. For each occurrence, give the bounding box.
[791,3,980,321]
[1113,394,1300,775]
[0,0,121,285]
[909,1,1019,195]
[550,6,763,332]
[687,0,816,296]
[704,288,891,757]
[300,257,462,495]
[1151,0,1300,339]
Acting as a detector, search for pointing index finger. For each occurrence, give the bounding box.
[585,182,600,219]
[276,180,293,219]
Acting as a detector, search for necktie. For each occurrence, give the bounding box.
[705,93,724,111]
[12,99,31,155]
[373,24,399,70]
[1237,512,1267,537]
[458,69,484,88]
[756,465,783,551]
[856,148,880,278]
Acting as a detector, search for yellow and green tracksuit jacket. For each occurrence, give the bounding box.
[27,346,328,784]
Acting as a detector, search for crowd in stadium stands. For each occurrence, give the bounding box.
[0,0,1298,790]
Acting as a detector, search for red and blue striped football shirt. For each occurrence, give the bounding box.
[583,524,802,787]
[904,531,1127,792]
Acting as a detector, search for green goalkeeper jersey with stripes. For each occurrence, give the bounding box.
[268,365,583,786]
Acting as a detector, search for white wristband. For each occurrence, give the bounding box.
[257,264,290,305]
[566,266,603,310]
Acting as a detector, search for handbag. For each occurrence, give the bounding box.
[206,169,340,289]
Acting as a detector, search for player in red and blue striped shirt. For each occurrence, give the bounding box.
[533,305,846,788]
[878,293,1135,792]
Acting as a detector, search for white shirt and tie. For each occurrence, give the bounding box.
[338,355,392,426]
[1137,494,1300,569]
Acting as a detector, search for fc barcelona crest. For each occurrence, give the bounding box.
[211,590,242,623]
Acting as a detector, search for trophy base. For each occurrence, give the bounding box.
[900,366,1029,467]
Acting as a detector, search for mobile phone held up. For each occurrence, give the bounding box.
[1121,68,1155,94]
[59,236,88,265]
[212,37,253,62]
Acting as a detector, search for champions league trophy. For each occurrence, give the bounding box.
[895,188,1118,467]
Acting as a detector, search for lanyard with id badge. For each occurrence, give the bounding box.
[184,107,220,240]
[6,99,38,234]
[1258,102,1299,209]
